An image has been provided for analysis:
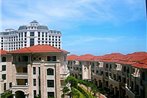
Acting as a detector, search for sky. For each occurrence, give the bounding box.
[0,0,146,55]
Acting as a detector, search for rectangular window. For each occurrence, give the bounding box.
[42,32,44,37]
[9,82,12,88]
[38,32,40,37]
[34,90,36,98]
[2,74,6,80]
[4,83,6,91]
[33,79,36,86]
[47,56,56,61]
[38,67,40,75]
[30,38,34,46]
[47,80,54,87]
[30,32,34,36]
[33,67,36,74]
[48,92,54,98]
[2,65,6,71]
[25,32,27,37]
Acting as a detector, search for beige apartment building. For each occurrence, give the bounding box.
[0,45,69,98]
[67,52,147,98]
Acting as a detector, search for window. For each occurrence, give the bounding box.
[33,79,36,86]
[124,66,126,72]
[33,67,36,74]
[38,32,40,37]
[2,65,6,71]
[25,32,27,37]
[106,72,108,77]
[47,80,54,87]
[47,56,56,61]
[30,38,34,46]
[9,82,12,88]
[34,90,36,98]
[38,67,40,75]
[2,57,6,62]
[22,56,29,62]
[47,68,54,75]
[48,92,54,98]
[142,72,145,80]
[2,74,6,80]
[4,83,6,91]
[42,32,44,37]
[30,32,34,36]
[106,64,108,68]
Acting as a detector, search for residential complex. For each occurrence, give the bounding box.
[67,53,147,98]
[0,45,69,98]
[0,20,146,98]
[0,20,61,51]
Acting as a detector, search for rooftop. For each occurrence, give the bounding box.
[9,45,68,54]
[67,52,147,69]
[0,50,8,55]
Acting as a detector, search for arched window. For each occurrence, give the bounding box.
[47,68,54,75]
[2,57,6,62]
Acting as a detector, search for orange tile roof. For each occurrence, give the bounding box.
[67,52,147,69]
[9,45,68,54]
[67,55,79,60]
[0,50,8,55]
[77,54,95,61]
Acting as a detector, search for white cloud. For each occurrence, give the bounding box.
[0,0,144,30]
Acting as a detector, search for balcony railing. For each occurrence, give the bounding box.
[92,73,103,79]
[16,73,28,79]
[109,76,120,86]
[13,62,29,66]
[60,73,70,80]
[125,84,135,98]
[11,85,29,91]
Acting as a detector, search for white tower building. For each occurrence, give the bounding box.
[0,20,61,51]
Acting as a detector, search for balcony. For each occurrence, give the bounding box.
[92,73,103,80]
[13,62,29,66]
[125,84,135,98]
[109,76,120,87]
[60,73,70,80]
[16,73,28,79]
[11,85,29,93]
[32,61,60,66]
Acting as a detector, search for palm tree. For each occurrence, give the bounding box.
[62,86,70,98]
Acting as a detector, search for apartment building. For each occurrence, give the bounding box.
[67,52,147,98]
[0,45,69,98]
[0,20,61,51]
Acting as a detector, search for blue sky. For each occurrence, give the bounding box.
[0,0,146,55]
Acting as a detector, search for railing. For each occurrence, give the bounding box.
[92,73,103,79]
[60,73,70,79]
[11,85,29,90]
[125,84,135,98]
[109,76,120,86]
[16,73,28,79]
[13,62,29,66]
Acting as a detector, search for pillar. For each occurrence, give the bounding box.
[13,94,15,98]
[25,94,29,98]
[25,95,28,98]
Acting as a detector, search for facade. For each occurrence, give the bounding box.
[67,52,147,98]
[0,20,61,51]
[0,45,69,98]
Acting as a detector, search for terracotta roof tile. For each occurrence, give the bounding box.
[9,45,68,54]
[0,50,8,55]
[67,55,79,60]
[67,52,147,69]
[77,54,95,61]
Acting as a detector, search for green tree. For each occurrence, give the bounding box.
[65,76,78,88]
[62,86,70,98]
[1,90,13,98]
